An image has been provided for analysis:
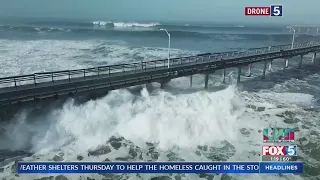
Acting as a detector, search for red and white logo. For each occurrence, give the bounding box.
[245,7,271,16]
[262,146,285,156]
[262,145,297,156]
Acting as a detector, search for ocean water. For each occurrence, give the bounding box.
[0,19,320,180]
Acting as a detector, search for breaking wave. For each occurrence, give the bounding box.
[1,24,320,42]
[1,20,320,43]
[92,21,160,28]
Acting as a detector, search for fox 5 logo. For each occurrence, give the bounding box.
[262,145,296,156]
[271,5,283,17]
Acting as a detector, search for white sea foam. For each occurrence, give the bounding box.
[0,39,194,79]
[1,76,319,180]
[113,22,160,28]
[91,21,160,28]
[92,21,112,26]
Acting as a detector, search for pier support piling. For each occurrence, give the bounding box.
[141,60,144,71]
[283,59,287,71]
[268,60,273,71]
[312,53,317,64]
[204,74,209,89]
[237,67,241,84]
[247,64,252,77]
[299,55,303,68]
[160,79,170,89]
[262,61,267,79]
[222,69,226,83]
[190,75,193,87]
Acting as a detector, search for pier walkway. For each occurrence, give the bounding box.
[0,41,320,106]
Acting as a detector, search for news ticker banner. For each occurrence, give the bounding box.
[18,162,303,174]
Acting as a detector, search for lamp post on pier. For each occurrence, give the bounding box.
[287,26,296,49]
[160,28,171,68]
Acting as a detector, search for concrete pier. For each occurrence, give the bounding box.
[312,53,317,64]
[204,74,209,89]
[0,41,320,106]
[299,55,303,68]
[247,64,252,77]
[283,59,287,71]
[237,67,241,84]
[285,58,289,68]
[268,60,273,71]
[262,61,267,79]
[160,79,170,89]
[222,69,226,83]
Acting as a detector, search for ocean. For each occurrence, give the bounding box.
[0,19,319,180]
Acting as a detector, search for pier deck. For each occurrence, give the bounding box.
[0,41,319,106]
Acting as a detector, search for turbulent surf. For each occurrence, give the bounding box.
[0,19,319,180]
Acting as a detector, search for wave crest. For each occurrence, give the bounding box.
[92,21,160,28]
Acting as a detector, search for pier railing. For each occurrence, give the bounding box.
[0,41,319,89]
